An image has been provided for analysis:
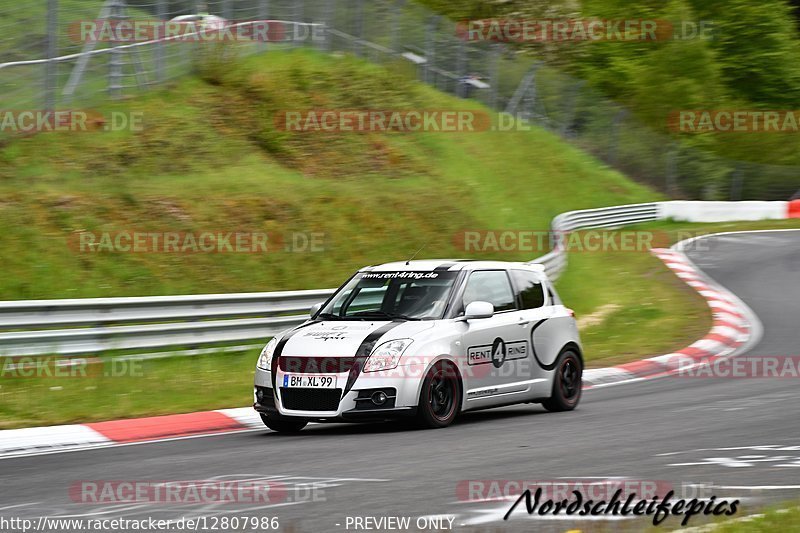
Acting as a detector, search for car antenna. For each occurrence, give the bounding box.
[405,242,427,265]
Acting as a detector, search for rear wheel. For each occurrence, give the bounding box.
[416,360,461,429]
[542,349,582,412]
[260,413,308,433]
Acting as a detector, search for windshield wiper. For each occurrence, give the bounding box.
[349,310,414,321]
[316,312,342,321]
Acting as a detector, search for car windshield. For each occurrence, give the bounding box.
[316,271,459,320]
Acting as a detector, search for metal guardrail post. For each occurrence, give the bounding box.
[45,0,58,111]
[390,0,404,55]
[489,43,500,110]
[423,16,438,85]
[258,0,269,51]
[107,0,125,99]
[320,0,335,52]
[353,0,364,56]
[455,38,466,98]
[155,0,166,83]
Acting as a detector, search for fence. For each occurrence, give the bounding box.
[0,1,798,197]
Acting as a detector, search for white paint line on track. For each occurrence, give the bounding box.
[0,503,40,512]
[715,485,800,490]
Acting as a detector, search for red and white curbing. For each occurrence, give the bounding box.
[0,408,264,459]
[582,246,757,387]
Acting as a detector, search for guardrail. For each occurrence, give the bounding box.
[532,202,662,280]
[0,289,334,357]
[0,289,334,330]
[0,200,794,357]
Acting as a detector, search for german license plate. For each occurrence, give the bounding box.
[282,374,337,388]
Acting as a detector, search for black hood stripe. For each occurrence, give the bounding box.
[269,321,319,390]
[342,321,405,396]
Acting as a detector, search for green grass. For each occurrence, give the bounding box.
[0,349,261,429]
[647,501,800,532]
[0,48,797,428]
[711,503,800,532]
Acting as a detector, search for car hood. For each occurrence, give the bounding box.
[278,320,435,358]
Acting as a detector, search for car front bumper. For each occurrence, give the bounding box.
[253,365,423,421]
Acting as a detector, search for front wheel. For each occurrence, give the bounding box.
[542,349,582,412]
[260,413,308,433]
[416,360,461,429]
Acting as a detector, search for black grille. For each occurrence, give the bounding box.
[279,357,355,374]
[280,388,342,411]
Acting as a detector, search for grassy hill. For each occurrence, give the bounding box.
[0,49,656,299]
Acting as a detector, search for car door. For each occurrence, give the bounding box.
[508,269,558,397]
[457,270,533,407]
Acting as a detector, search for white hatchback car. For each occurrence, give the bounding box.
[254,260,583,432]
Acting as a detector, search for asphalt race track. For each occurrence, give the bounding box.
[2,230,799,533]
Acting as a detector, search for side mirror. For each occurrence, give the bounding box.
[309,302,323,319]
[464,301,494,320]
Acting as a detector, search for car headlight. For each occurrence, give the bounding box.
[257,337,278,370]
[363,339,413,372]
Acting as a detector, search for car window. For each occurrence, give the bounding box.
[323,271,459,320]
[462,270,516,312]
[548,285,562,305]
[342,284,387,314]
[510,270,545,309]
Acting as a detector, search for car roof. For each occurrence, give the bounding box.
[361,259,546,273]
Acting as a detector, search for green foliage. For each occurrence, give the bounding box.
[416,0,800,180]
[690,0,800,106]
